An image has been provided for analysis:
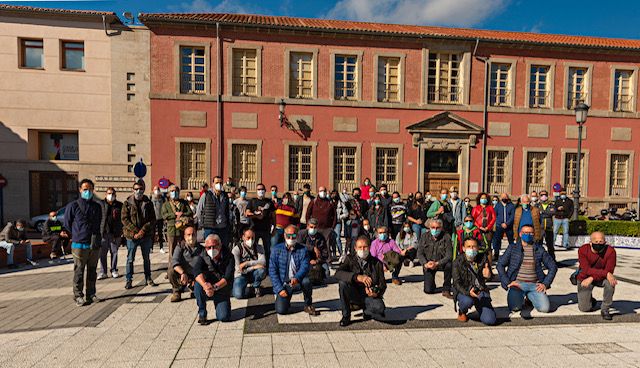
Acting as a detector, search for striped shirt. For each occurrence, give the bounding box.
[275,204,299,229]
[516,244,538,283]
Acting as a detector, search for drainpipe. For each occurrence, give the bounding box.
[216,22,223,176]
[473,38,489,193]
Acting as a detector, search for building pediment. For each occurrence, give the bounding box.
[406,111,484,135]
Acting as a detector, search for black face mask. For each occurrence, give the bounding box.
[353,194,360,199]
[592,243,608,253]
[501,199,509,203]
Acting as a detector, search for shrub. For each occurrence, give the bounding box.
[585,220,640,237]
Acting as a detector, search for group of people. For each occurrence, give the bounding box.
[3,176,619,325]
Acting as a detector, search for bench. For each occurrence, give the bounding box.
[0,241,59,267]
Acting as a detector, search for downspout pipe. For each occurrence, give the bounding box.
[216,22,223,177]
[473,38,489,193]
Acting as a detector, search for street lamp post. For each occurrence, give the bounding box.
[573,103,590,221]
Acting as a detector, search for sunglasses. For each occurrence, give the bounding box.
[285,234,297,239]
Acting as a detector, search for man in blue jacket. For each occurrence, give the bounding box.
[492,193,515,260]
[269,224,318,316]
[497,225,557,315]
[64,179,103,307]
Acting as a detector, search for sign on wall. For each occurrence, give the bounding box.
[39,132,79,161]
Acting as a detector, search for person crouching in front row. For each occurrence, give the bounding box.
[453,238,496,325]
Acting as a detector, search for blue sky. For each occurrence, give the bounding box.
[3,0,640,39]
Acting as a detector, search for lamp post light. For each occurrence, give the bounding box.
[573,102,589,221]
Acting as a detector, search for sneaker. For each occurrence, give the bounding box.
[304,305,319,316]
[97,273,107,280]
[457,312,469,322]
[198,315,208,325]
[362,313,372,321]
[146,279,158,287]
[27,258,37,266]
[124,280,133,290]
[75,296,86,307]
[170,292,181,303]
[442,291,453,300]
[50,253,58,259]
[86,295,101,304]
[160,248,166,254]
[601,309,613,321]
[111,270,119,278]
[254,287,262,298]
[392,279,402,286]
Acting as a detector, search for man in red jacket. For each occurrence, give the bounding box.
[577,231,617,320]
[305,186,337,259]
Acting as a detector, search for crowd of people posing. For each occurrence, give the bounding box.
[17,175,619,327]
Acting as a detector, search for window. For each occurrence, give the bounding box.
[613,70,633,112]
[61,41,84,71]
[288,145,313,190]
[232,144,258,191]
[180,142,206,191]
[289,52,313,98]
[127,144,136,173]
[335,55,358,100]
[428,52,461,104]
[333,146,357,191]
[609,154,630,197]
[564,152,585,195]
[20,39,43,69]
[377,57,400,102]
[39,132,79,161]
[490,63,511,107]
[529,65,550,108]
[375,148,399,193]
[487,150,509,194]
[232,49,257,96]
[567,67,588,109]
[526,151,548,193]
[180,46,206,94]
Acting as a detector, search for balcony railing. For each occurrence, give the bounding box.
[427,86,462,104]
[614,96,633,112]
[488,182,509,195]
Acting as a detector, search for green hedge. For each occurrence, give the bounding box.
[585,220,640,237]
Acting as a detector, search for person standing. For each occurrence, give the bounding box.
[64,179,103,306]
[389,192,407,239]
[42,211,70,259]
[536,190,556,260]
[295,183,314,229]
[349,187,369,221]
[553,188,574,250]
[305,186,337,259]
[99,188,123,279]
[513,194,542,244]
[151,186,166,253]
[161,185,193,260]
[271,192,299,247]
[367,194,389,231]
[360,178,374,201]
[407,192,427,239]
[246,183,276,265]
[121,179,157,290]
[196,176,232,249]
[331,190,349,259]
[448,186,466,230]
[427,188,454,234]
[491,192,514,260]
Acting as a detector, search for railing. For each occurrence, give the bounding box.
[488,182,509,195]
[614,96,633,112]
[610,185,630,198]
[427,86,462,104]
[567,93,589,109]
[490,89,511,107]
[529,91,550,108]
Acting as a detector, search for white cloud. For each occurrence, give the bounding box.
[168,0,250,14]
[326,0,509,27]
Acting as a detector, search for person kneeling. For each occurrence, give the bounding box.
[453,238,496,325]
[497,225,557,315]
[335,236,386,327]
[193,234,234,324]
[232,228,267,299]
[577,231,617,320]
[269,225,318,316]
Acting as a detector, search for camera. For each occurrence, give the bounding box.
[370,285,381,294]
[472,286,482,294]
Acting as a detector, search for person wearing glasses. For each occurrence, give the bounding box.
[269,225,318,316]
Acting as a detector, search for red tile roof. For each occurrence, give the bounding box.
[138,12,640,51]
[0,4,121,23]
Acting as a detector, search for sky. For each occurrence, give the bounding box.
[2,0,640,40]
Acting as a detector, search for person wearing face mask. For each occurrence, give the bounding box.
[417,219,454,298]
[298,218,330,283]
[233,186,251,236]
[407,191,427,239]
[294,183,314,228]
[161,185,193,268]
[529,191,539,206]
[151,186,166,254]
[43,211,70,259]
[193,234,234,324]
[0,219,36,268]
[246,183,276,266]
[348,188,368,221]
[271,192,300,247]
[360,178,374,201]
[513,194,542,246]
[330,189,349,260]
[196,176,232,249]
[536,190,556,260]
[335,236,387,327]
[552,188,574,250]
[361,219,374,241]
[395,222,418,267]
[427,188,454,234]
[223,177,236,194]
[463,197,473,217]
[185,192,198,225]
[491,195,499,208]
[169,225,201,302]
[305,186,337,257]
[577,232,617,320]
[448,186,466,230]
[491,192,514,261]
[344,209,366,257]
[269,185,281,207]
[64,179,103,306]
[370,226,405,285]
[377,184,392,209]
[471,192,497,263]
[497,225,557,315]
[269,225,317,316]
[121,179,157,290]
[453,215,484,260]
[367,194,389,231]
[389,192,407,240]
[98,188,123,279]
[231,229,267,299]
[452,238,496,325]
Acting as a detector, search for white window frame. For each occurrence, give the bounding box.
[525,60,555,109]
[610,65,638,113]
[564,63,593,109]
[174,41,210,95]
[174,138,211,192]
[227,139,262,192]
[486,147,514,195]
[371,143,403,194]
[560,148,590,197]
[284,48,318,99]
[521,147,552,195]
[605,150,634,199]
[283,141,317,192]
[328,142,362,193]
[373,52,405,103]
[489,58,516,107]
[228,44,262,97]
[427,51,464,104]
[330,51,363,101]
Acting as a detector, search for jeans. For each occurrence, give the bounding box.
[232,268,267,299]
[275,276,313,315]
[333,223,343,256]
[578,279,615,312]
[553,218,570,249]
[338,280,385,320]
[155,220,165,249]
[492,225,514,254]
[507,281,550,313]
[270,228,284,253]
[72,247,100,298]
[193,282,231,322]
[0,241,33,265]
[100,233,120,275]
[423,263,452,293]
[411,224,424,240]
[125,237,152,282]
[457,291,496,325]
[204,228,230,250]
[255,231,272,268]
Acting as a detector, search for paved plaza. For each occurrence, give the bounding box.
[1,244,640,367]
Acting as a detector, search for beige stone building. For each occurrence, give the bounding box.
[0,5,150,221]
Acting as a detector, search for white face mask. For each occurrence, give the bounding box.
[245,239,254,247]
[318,191,326,199]
[106,194,114,202]
[257,190,265,198]
[356,249,369,259]
[363,225,370,231]
[207,248,219,259]
[451,192,458,199]
[214,183,222,191]
[186,196,193,201]
[285,238,296,247]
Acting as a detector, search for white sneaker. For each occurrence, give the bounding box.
[27,259,37,266]
[159,248,166,254]
[97,273,107,280]
[112,270,119,278]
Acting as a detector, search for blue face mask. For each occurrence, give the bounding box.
[480,198,488,205]
[378,233,388,241]
[81,190,93,200]
[430,228,441,237]
[465,249,478,259]
[374,199,381,205]
[560,194,567,199]
[464,221,474,229]
[522,203,529,209]
[240,191,247,198]
[521,233,534,244]
[440,194,448,201]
